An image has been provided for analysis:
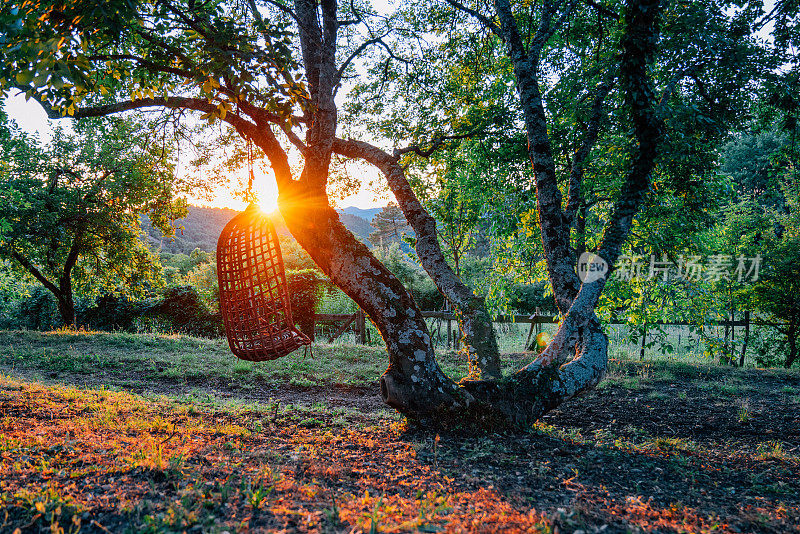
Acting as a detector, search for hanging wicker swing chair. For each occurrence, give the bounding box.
[217,203,311,361]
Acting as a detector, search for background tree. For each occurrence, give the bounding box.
[426,149,488,281]
[368,202,410,249]
[714,123,800,368]
[0,111,190,326]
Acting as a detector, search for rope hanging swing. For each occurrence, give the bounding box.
[216,140,311,361]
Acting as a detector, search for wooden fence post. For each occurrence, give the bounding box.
[739,311,750,367]
[639,323,648,361]
[357,310,366,345]
[447,318,452,349]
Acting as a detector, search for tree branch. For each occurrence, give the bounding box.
[582,0,619,21]
[335,33,409,85]
[528,0,579,65]
[10,251,60,298]
[493,0,528,62]
[392,129,483,159]
[135,28,190,62]
[261,0,300,24]
[31,91,296,188]
[86,54,196,79]
[61,229,84,288]
[564,77,614,227]
[443,0,502,37]
[332,136,502,377]
[596,0,663,268]
[494,0,581,313]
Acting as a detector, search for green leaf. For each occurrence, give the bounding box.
[15,70,33,85]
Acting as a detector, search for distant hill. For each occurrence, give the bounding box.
[339,206,381,222]
[141,205,375,254]
[269,211,373,242]
[337,212,374,242]
[140,206,238,254]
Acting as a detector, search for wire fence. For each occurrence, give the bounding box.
[315,310,783,366]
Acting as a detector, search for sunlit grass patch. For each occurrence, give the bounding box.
[1,484,86,534]
[756,440,797,462]
[651,436,699,453]
[737,397,752,423]
[2,375,558,531]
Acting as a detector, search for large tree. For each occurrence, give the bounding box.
[368,202,409,249]
[0,0,768,425]
[0,0,503,381]
[0,112,189,326]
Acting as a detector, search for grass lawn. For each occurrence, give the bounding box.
[1,330,799,533]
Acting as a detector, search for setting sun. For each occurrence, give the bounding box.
[253,176,279,213]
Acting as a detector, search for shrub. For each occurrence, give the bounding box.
[149,286,223,338]
[286,269,329,340]
[15,286,60,330]
[78,293,155,331]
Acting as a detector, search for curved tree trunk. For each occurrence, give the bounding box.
[277,183,470,417]
[332,138,502,379]
[10,243,80,328]
[277,177,613,427]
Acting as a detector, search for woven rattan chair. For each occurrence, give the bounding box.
[217,204,310,361]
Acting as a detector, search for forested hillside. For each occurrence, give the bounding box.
[141,205,376,254]
[339,206,381,222]
[139,206,237,253]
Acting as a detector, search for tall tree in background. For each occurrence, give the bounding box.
[0,112,190,326]
[427,149,489,281]
[368,202,409,248]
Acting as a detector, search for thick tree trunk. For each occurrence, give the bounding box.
[277,183,470,418]
[10,249,77,328]
[785,323,798,369]
[57,234,81,328]
[56,288,76,328]
[493,0,581,314]
[277,180,607,427]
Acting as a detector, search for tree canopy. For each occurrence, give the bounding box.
[0,111,191,325]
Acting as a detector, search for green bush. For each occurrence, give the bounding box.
[507,282,557,315]
[78,293,154,331]
[15,286,60,330]
[150,286,223,338]
[750,325,789,368]
[286,269,330,340]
